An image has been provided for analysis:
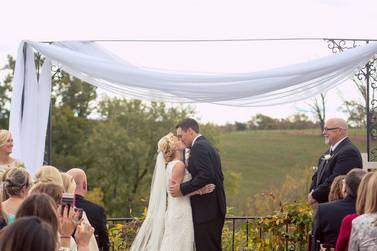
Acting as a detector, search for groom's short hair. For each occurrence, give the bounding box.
[176,118,200,133]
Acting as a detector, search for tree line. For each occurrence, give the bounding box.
[220,113,319,132]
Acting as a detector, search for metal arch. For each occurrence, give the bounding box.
[326,39,377,161]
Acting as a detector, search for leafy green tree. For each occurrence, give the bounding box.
[0,55,15,129]
[49,71,98,169]
[234,122,247,131]
[83,98,195,216]
[52,71,97,118]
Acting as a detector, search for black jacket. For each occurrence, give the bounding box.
[75,195,110,251]
[311,196,356,251]
[310,138,362,203]
[180,136,226,224]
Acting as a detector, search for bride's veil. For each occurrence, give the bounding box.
[130,140,168,251]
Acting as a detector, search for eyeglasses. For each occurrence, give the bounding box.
[323,127,340,132]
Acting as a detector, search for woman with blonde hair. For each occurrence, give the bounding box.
[61,172,77,193]
[59,172,99,251]
[35,165,64,187]
[1,167,32,224]
[0,130,24,178]
[349,171,377,250]
[336,172,373,251]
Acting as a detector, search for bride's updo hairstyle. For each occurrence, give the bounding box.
[0,130,11,148]
[158,133,176,164]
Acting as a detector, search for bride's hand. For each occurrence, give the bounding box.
[199,184,216,195]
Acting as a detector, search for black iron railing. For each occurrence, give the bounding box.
[107,216,310,251]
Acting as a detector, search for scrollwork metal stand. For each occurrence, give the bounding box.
[326,39,377,161]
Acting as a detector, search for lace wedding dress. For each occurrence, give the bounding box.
[160,160,195,251]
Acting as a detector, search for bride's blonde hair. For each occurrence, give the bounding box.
[158,133,176,164]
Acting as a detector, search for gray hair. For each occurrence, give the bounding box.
[332,118,348,130]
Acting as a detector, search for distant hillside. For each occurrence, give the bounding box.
[219,128,366,215]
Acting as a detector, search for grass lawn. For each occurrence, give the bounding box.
[219,128,367,214]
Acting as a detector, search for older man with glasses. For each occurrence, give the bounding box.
[308,118,362,205]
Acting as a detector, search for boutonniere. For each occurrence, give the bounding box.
[312,166,318,171]
[322,154,332,161]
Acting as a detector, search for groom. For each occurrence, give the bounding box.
[170,118,226,251]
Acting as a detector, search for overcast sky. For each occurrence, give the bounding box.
[1,0,377,124]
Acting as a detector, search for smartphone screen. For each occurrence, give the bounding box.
[74,208,84,223]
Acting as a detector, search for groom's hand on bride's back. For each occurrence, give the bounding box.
[169,180,183,197]
[198,184,216,195]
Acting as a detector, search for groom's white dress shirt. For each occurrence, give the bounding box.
[185,134,201,166]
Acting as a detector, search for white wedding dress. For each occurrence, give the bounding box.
[160,159,195,251]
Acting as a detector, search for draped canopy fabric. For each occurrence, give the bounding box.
[9,40,377,173]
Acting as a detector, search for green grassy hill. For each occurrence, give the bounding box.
[219,128,366,215]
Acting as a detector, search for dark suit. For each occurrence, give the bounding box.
[75,195,110,251]
[180,136,226,251]
[310,137,362,203]
[311,196,356,251]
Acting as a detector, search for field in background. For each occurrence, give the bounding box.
[219,128,367,215]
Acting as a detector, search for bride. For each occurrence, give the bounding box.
[130,133,215,251]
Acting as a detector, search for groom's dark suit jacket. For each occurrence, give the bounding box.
[180,136,226,224]
[310,137,362,203]
[75,195,110,251]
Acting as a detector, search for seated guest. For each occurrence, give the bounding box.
[29,181,64,206]
[0,130,24,178]
[30,177,99,251]
[312,168,366,251]
[16,193,93,251]
[61,172,99,251]
[329,175,346,201]
[67,168,110,251]
[16,193,60,238]
[0,216,57,251]
[1,167,32,224]
[35,165,63,187]
[349,171,377,250]
[335,172,373,251]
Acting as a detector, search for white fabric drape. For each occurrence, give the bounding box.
[9,42,51,174]
[9,40,377,173]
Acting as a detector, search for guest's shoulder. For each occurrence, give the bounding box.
[352,213,374,225]
[343,213,358,223]
[317,201,332,215]
[319,200,340,209]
